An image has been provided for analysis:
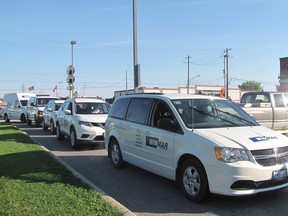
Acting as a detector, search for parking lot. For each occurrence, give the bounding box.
[8,121,288,216]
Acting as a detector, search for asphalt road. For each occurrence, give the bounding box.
[11,121,288,216]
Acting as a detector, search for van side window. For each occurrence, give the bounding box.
[109,98,131,119]
[126,98,153,124]
[151,101,173,127]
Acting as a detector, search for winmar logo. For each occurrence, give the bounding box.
[146,136,168,150]
[249,136,278,142]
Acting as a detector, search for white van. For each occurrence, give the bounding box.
[2,93,36,122]
[105,93,288,202]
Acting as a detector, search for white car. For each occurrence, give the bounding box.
[26,95,59,126]
[105,93,288,202]
[56,98,111,149]
[42,99,65,134]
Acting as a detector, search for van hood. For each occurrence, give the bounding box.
[195,126,288,151]
[77,114,107,123]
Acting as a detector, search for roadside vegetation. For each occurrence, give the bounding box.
[0,122,123,216]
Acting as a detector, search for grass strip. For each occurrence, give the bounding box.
[0,122,123,216]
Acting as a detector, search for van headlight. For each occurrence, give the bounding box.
[215,147,249,162]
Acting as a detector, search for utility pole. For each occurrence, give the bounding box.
[133,0,140,91]
[185,55,191,94]
[224,48,231,99]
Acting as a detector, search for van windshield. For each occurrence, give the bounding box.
[20,100,28,106]
[171,98,258,129]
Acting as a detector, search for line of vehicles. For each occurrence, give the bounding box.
[2,91,288,202]
[1,92,111,149]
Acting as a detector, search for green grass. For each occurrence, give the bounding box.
[0,122,123,216]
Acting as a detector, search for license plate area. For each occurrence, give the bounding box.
[273,169,287,180]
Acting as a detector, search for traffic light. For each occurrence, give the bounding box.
[66,65,75,98]
[66,65,75,75]
[66,76,75,84]
[66,65,75,84]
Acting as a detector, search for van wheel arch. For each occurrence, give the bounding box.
[177,155,210,202]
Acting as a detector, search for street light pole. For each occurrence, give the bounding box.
[70,41,76,98]
[133,0,140,91]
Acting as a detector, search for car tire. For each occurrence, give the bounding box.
[70,128,79,149]
[179,158,209,202]
[50,121,56,135]
[56,124,65,141]
[27,118,32,126]
[42,120,48,131]
[4,114,10,123]
[109,139,125,168]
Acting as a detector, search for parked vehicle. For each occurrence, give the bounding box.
[56,98,111,149]
[26,95,59,126]
[239,91,288,132]
[1,93,36,122]
[42,99,65,134]
[105,93,288,202]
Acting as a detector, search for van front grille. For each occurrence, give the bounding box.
[251,146,288,167]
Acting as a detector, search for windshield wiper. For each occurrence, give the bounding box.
[191,106,238,126]
[212,107,256,126]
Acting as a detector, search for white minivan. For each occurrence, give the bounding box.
[2,92,36,122]
[105,93,288,202]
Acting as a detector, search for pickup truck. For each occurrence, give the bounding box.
[239,91,288,132]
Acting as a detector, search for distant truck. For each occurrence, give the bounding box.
[239,91,288,132]
[1,93,36,122]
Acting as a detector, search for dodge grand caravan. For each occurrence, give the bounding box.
[104,93,288,202]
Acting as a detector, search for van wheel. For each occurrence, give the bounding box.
[4,114,10,123]
[50,121,56,135]
[56,125,65,141]
[179,158,209,202]
[21,114,26,123]
[70,128,79,149]
[109,139,125,168]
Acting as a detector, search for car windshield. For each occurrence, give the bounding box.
[75,102,111,114]
[55,103,63,111]
[172,98,258,129]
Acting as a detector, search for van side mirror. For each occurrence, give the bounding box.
[157,118,174,131]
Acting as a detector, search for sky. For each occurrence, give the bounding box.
[0,0,287,99]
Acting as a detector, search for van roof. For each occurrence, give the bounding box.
[118,93,224,101]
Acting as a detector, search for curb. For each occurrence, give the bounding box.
[18,127,137,216]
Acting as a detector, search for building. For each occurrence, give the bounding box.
[114,85,243,102]
[279,57,288,91]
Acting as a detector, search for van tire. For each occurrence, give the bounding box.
[20,114,26,123]
[109,139,125,168]
[4,114,10,123]
[179,158,209,202]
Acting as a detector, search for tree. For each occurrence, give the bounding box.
[238,81,262,91]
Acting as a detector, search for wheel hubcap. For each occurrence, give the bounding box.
[183,167,200,196]
[111,144,119,164]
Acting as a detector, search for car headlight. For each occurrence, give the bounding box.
[214,147,249,163]
[78,121,92,127]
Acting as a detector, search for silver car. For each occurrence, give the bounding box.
[42,99,65,134]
